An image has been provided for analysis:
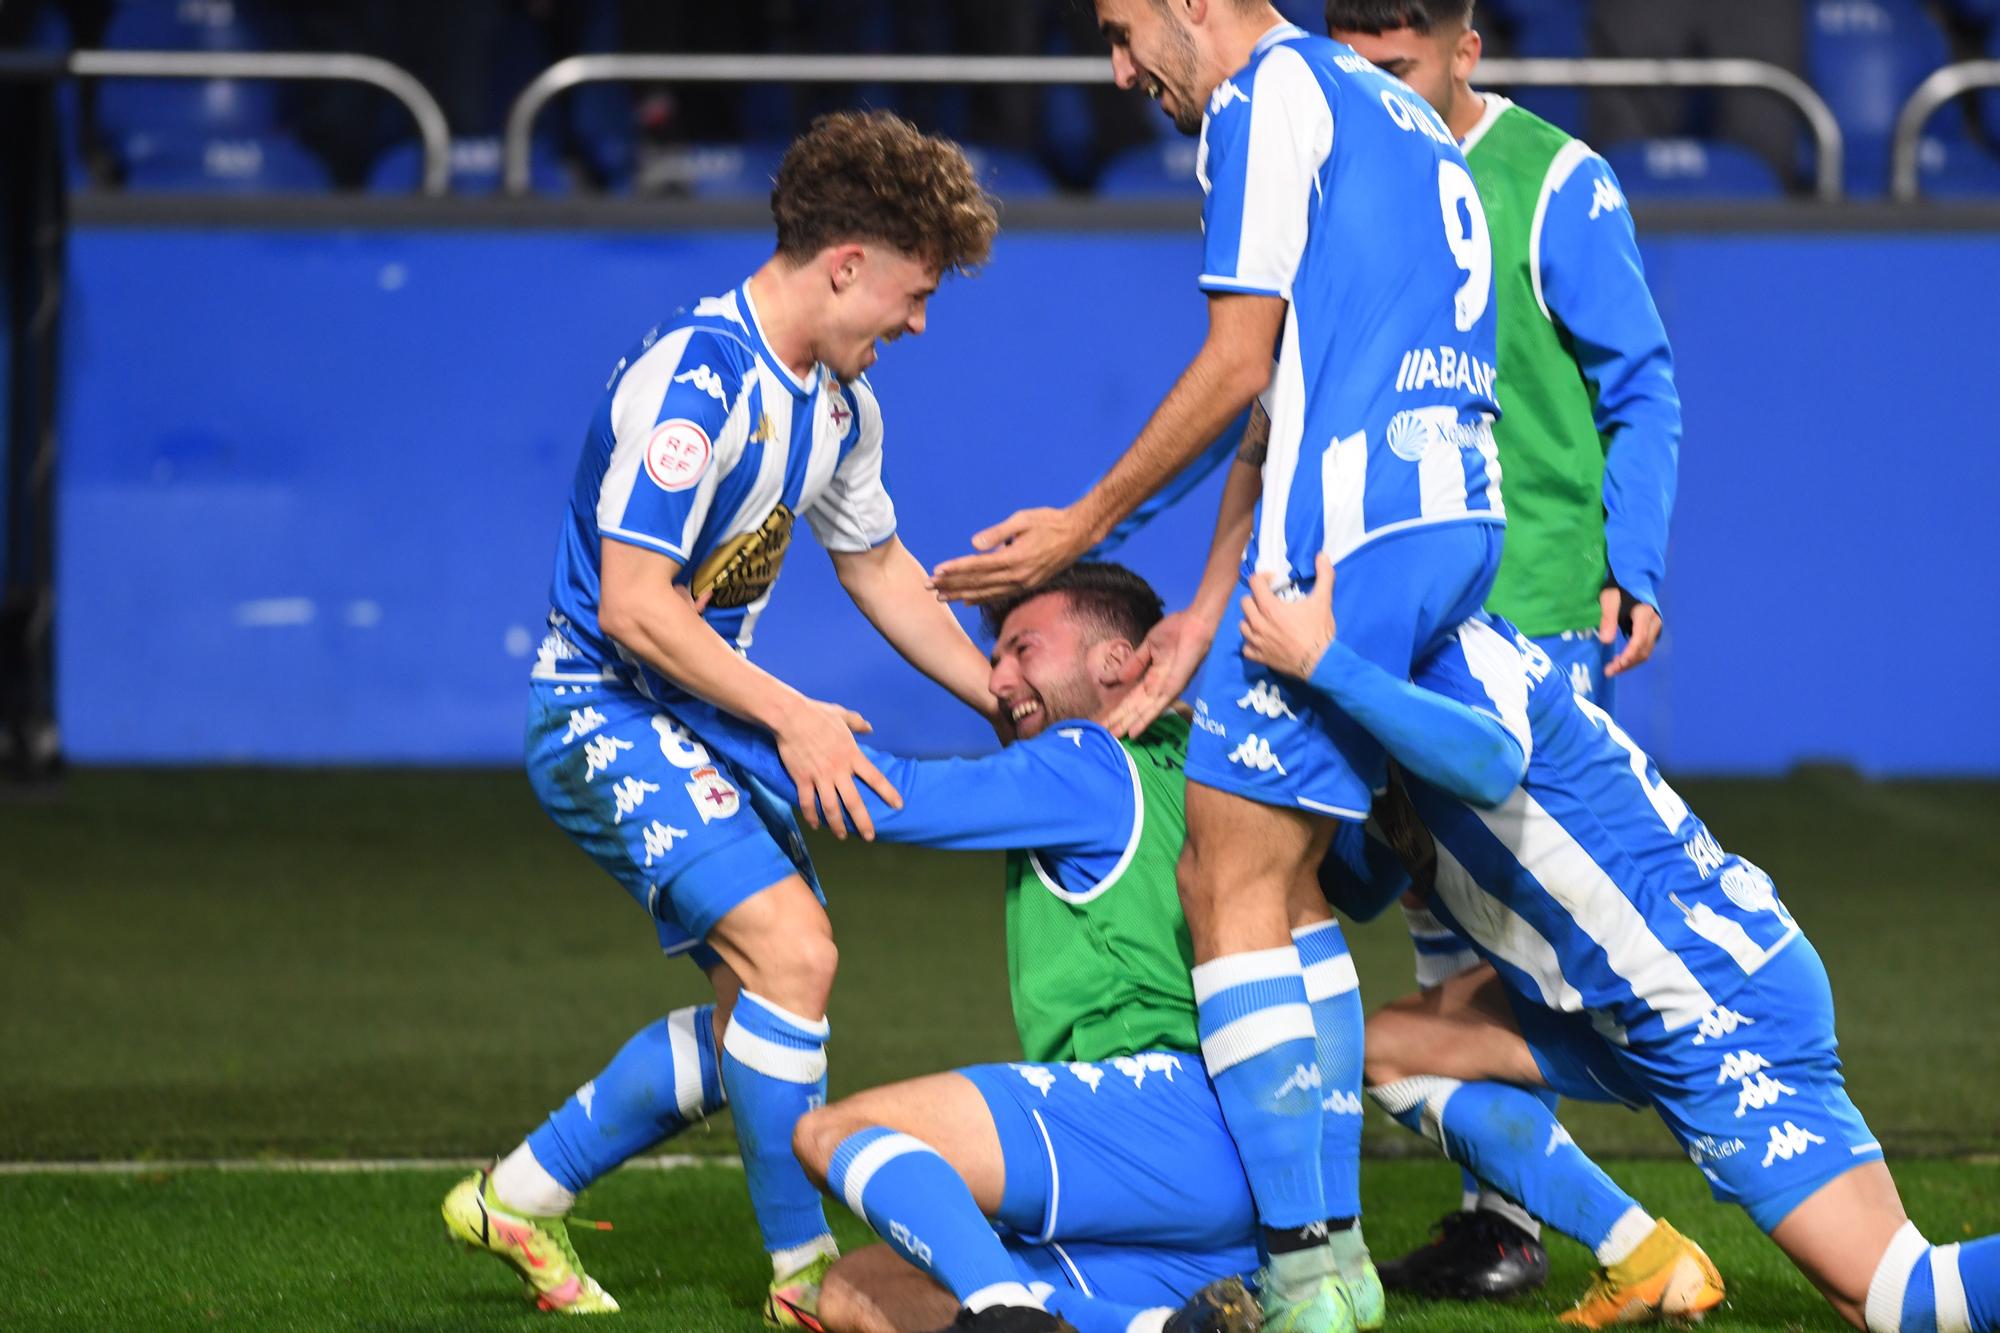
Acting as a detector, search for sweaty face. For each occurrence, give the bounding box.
[987,594,1109,741]
[1098,0,1209,138]
[1333,25,1461,124]
[822,246,937,382]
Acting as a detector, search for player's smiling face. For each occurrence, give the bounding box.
[821,244,939,382]
[988,593,1111,741]
[1097,0,1208,137]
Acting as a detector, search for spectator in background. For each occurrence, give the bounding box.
[1587,0,1808,190]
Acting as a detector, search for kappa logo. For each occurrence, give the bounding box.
[749,411,777,445]
[1274,1062,1323,1101]
[1715,1051,1771,1084]
[1209,78,1248,115]
[651,715,712,769]
[582,734,633,781]
[1066,1063,1105,1093]
[640,820,689,867]
[672,364,730,404]
[577,1080,597,1120]
[1588,174,1627,221]
[1692,1005,1755,1046]
[685,765,740,823]
[563,706,608,744]
[1568,661,1595,698]
[1237,681,1298,721]
[1012,1064,1058,1097]
[1112,1053,1182,1090]
[1734,1072,1798,1119]
[1228,733,1287,775]
[1761,1121,1825,1168]
[610,774,662,824]
[1547,1123,1575,1155]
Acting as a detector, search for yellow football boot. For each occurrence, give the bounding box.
[1558,1221,1724,1328]
[442,1169,620,1314]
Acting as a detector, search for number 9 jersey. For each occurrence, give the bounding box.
[1198,24,1504,585]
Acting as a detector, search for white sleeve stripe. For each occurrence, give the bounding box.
[1455,618,1534,767]
[1530,139,1598,322]
[1197,275,1288,295]
[1232,46,1334,297]
[599,526,688,560]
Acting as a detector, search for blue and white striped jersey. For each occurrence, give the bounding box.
[1406,616,1801,1044]
[1199,25,1504,581]
[535,281,897,706]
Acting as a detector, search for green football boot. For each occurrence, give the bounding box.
[1344,1259,1384,1332]
[441,1169,620,1314]
[765,1249,838,1329]
[1255,1268,1356,1333]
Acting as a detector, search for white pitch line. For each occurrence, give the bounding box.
[0,1153,741,1177]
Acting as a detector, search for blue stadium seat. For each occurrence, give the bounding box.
[122,133,330,193]
[98,0,280,153]
[1808,0,1955,196]
[1916,135,2000,197]
[1938,0,2000,21]
[1096,140,1203,197]
[630,142,787,199]
[1601,138,1785,199]
[367,138,571,196]
[959,145,1060,200]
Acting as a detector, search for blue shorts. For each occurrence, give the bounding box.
[1532,629,1614,712]
[1187,521,1503,820]
[1512,938,1882,1233]
[961,1054,1260,1308]
[524,679,820,960]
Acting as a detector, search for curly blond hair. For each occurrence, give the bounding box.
[772,110,999,276]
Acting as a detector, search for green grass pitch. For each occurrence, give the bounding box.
[3,768,1998,1330]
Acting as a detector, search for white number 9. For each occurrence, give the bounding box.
[1437,159,1492,333]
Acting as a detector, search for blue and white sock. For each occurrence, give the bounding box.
[493,1004,724,1216]
[1192,945,1328,1279]
[1371,1076,1652,1265]
[1294,922,1364,1222]
[722,991,836,1257]
[826,1127,1042,1314]
[1865,1221,2000,1332]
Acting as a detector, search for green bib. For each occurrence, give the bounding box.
[1464,96,1610,638]
[1003,714,1200,1064]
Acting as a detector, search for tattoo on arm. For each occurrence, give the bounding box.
[1237,403,1271,467]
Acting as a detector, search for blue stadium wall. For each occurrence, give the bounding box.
[55,223,2000,773]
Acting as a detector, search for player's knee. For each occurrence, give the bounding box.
[744,929,839,1017]
[791,1100,856,1187]
[1362,1008,1414,1087]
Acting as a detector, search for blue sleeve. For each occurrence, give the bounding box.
[594,330,745,563]
[1316,820,1412,922]
[1197,46,1334,298]
[1087,410,1246,558]
[667,700,1134,858]
[1306,620,1529,808]
[1538,153,1681,610]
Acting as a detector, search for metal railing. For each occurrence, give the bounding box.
[18,50,452,195]
[504,53,1842,200]
[1892,61,2000,202]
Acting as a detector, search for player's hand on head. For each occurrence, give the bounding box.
[1105,609,1216,738]
[928,506,1089,604]
[774,695,901,841]
[1599,583,1663,677]
[1239,552,1337,681]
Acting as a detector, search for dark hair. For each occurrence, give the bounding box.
[979,562,1166,647]
[1323,0,1474,35]
[772,110,999,277]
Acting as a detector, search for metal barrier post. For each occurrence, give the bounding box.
[1892,61,2000,202]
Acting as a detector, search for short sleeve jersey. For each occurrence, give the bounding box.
[535,282,897,705]
[1198,26,1504,580]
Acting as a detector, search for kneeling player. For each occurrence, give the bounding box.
[680,563,1371,1333]
[1237,559,2000,1333]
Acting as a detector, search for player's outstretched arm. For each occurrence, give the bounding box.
[1541,154,1681,677]
[830,536,999,725]
[1239,553,1528,807]
[598,538,900,839]
[929,293,1285,604]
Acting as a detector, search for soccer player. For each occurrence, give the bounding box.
[1323,0,1682,1295]
[933,6,1506,1330]
[439,111,1001,1323]
[673,562,1359,1333]
[1233,562,2000,1333]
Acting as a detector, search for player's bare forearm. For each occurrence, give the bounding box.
[1072,293,1285,542]
[597,538,805,732]
[833,538,997,721]
[1190,455,1264,630]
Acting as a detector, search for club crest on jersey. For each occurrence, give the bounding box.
[685,765,739,823]
[827,394,852,433]
[643,419,712,492]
